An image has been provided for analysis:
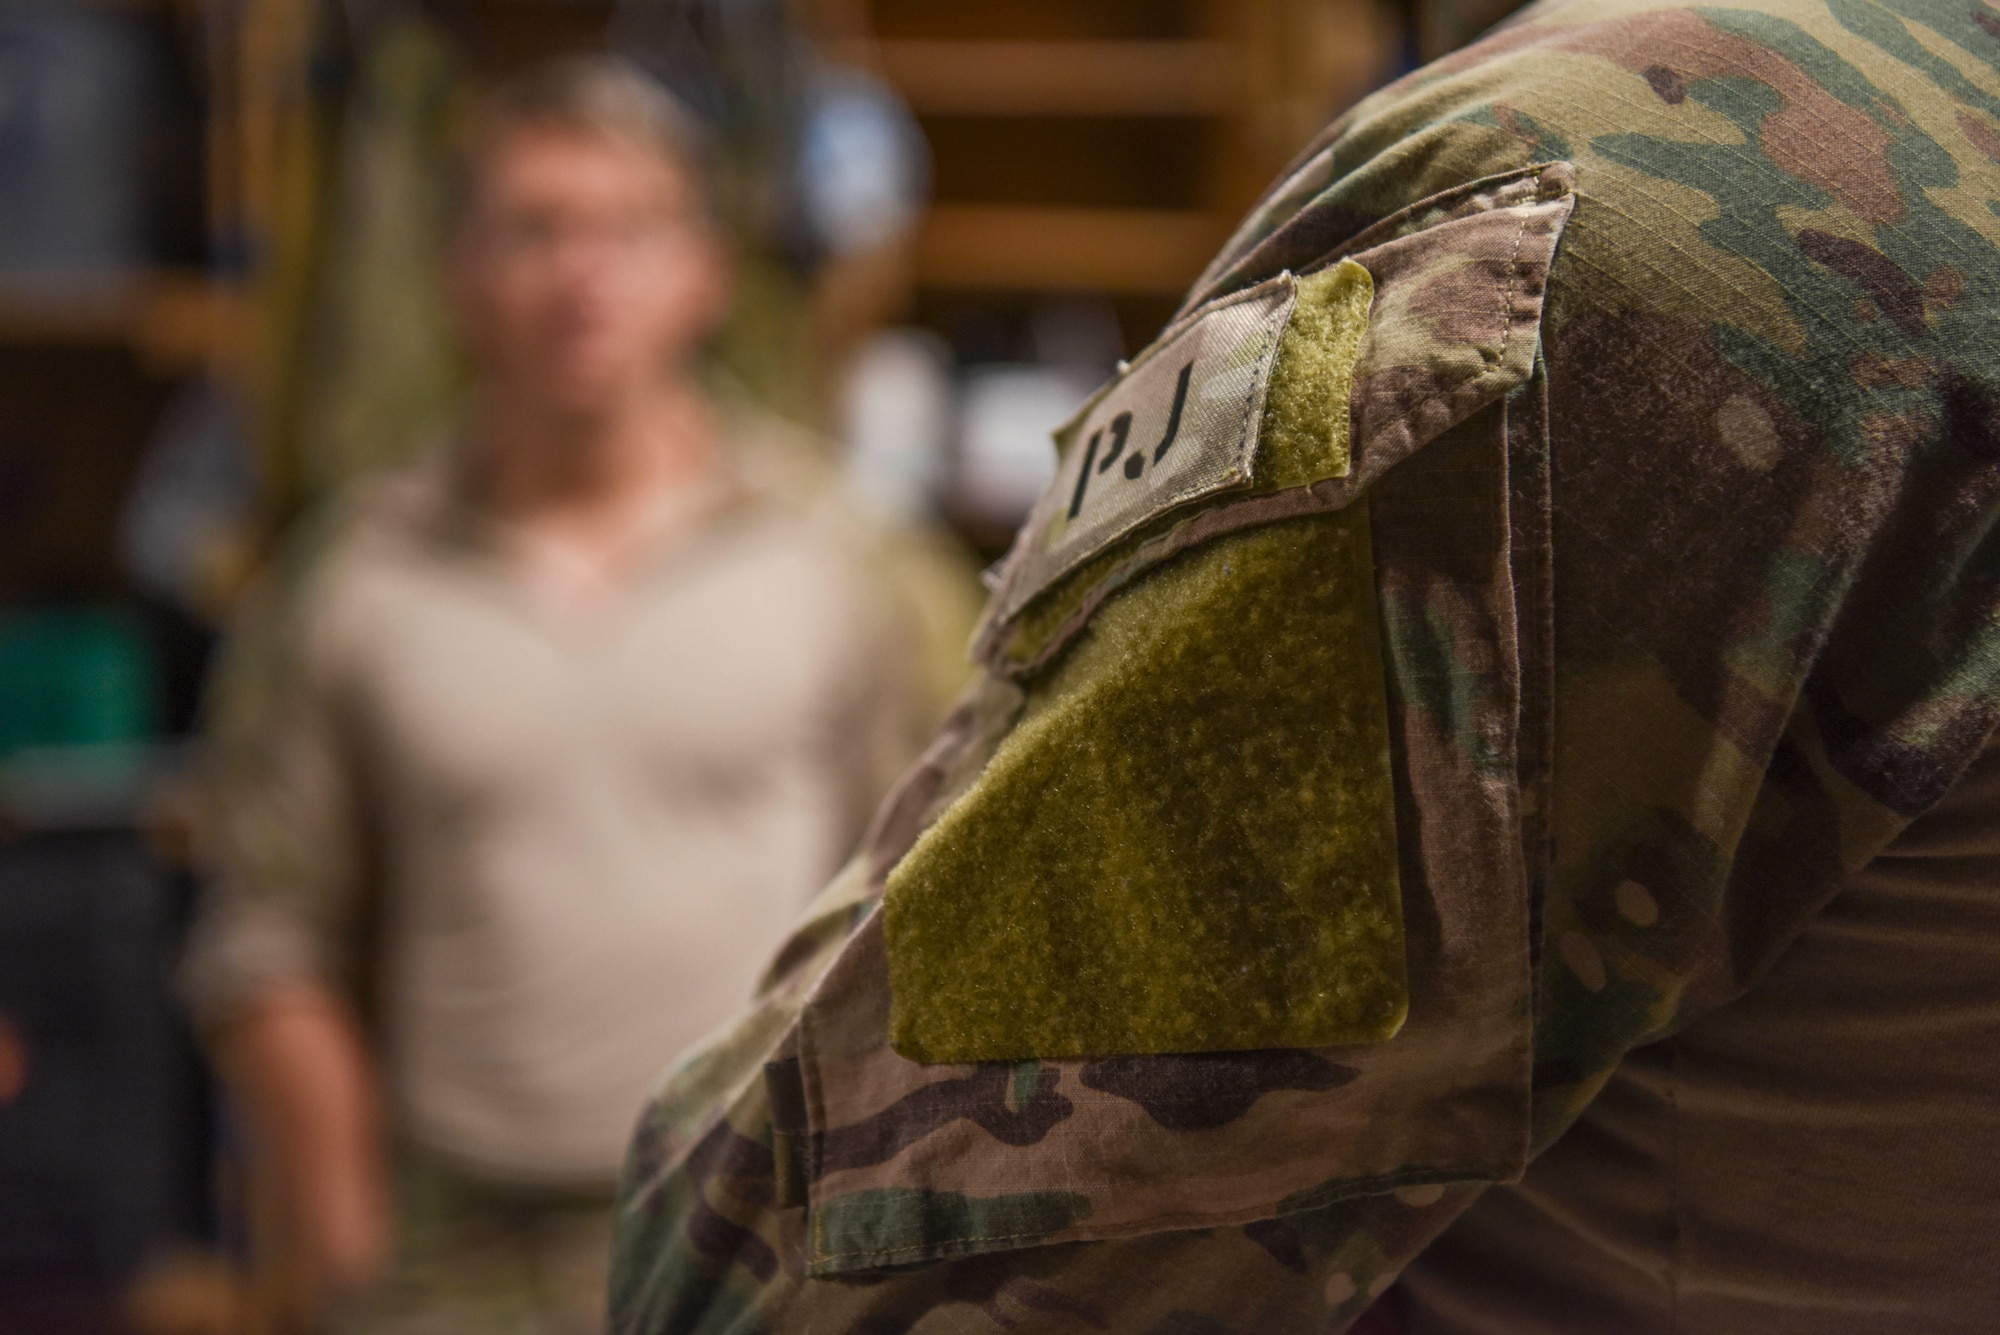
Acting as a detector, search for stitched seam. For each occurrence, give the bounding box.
[1137,301,1277,524]
[980,277,1288,635]
[995,172,1557,677]
[1361,170,1542,445]
[990,169,1570,676]
[997,279,1295,626]
[809,1162,1514,1268]
[995,338,1510,679]
[1000,480,1353,677]
[1347,164,1552,447]
[1495,197,1532,365]
[1143,269,1298,379]
[995,344,1519,678]
[1188,161,1558,315]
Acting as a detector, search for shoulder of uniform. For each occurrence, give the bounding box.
[718,403,897,573]
[223,455,454,680]
[720,399,843,512]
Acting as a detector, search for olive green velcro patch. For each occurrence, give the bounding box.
[1257,258,1373,492]
[885,504,1405,1063]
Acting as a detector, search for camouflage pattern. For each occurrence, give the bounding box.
[609,0,2000,1329]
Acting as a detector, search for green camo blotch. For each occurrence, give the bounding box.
[997,258,1374,668]
[809,1187,1093,1272]
[884,506,1405,1062]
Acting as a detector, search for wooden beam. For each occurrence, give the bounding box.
[866,40,1241,117]
[0,273,246,370]
[916,205,1228,294]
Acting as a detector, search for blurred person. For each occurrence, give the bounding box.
[180,57,923,1334]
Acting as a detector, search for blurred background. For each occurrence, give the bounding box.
[0,0,1407,1329]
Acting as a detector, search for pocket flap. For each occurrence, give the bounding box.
[977,162,1575,678]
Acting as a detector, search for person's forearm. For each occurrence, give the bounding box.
[220,981,390,1303]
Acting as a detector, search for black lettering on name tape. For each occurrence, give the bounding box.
[1068,427,1103,520]
[995,277,1296,632]
[1153,362,1193,464]
[1096,412,1133,474]
[1066,356,1196,520]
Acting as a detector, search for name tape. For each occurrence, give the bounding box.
[992,273,1297,625]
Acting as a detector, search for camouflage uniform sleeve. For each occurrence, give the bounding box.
[612,1,2000,1326]
[179,521,377,1030]
[609,166,1574,1332]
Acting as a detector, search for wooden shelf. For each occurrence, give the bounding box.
[0,274,247,371]
[916,204,1227,294]
[62,0,203,12]
[863,39,1241,116]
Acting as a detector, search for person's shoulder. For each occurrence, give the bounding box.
[719,405,889,581]
[720,399,843,513]
[229,456,457,669]
[1273,0,2000,404]
[304,449,462,572]
[1312,0,2000,220]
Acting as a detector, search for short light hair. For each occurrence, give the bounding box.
[456,56,713,221]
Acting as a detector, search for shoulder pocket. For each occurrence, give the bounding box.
[787,162,1574,1275]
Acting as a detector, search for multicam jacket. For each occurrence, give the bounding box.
[609,0,2000,1329]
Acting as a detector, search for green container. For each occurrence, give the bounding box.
[0,606,159,756]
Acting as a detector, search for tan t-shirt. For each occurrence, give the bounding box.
[182,445,923,1185]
